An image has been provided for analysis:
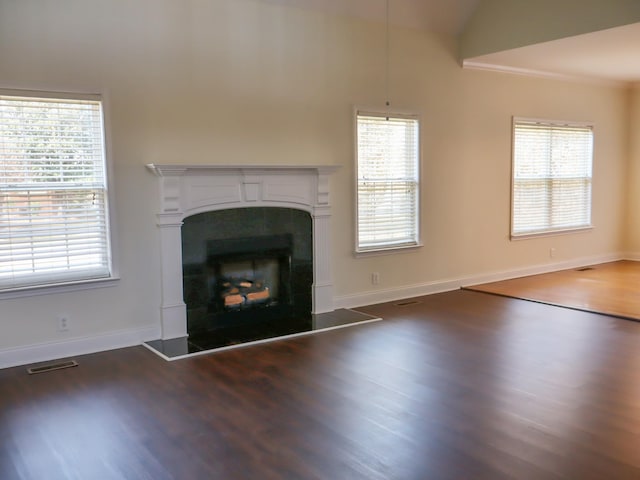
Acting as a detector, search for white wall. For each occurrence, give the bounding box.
[0,0,629,366]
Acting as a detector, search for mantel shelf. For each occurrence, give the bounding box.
[146,164,341,176]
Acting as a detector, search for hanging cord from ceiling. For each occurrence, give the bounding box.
[385,0,390,120]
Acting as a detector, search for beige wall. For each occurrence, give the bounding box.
[626,85,640,253]
[0,0,629,354]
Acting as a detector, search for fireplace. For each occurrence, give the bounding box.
[146,164,339,340]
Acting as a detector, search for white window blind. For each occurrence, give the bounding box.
[512,119,593,238]
[356,111,420,252]
[0,93,112,290]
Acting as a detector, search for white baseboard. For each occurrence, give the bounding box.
[334,252,626,310]
[623,252,640,261]
[0,325,160,370]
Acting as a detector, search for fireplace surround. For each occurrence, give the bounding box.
[146,164,339,340]
[183,208,312,335]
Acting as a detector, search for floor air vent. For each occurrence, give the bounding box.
[394,300,422,307]
[27,360,78,375]
[575,267,595,272]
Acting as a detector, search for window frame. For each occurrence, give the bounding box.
[0,88,119,299]
[510,116,594,240]
[354,108,422,256]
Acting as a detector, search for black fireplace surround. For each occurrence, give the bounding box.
[181,207,313,341]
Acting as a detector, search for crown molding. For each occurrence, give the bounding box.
[462,60,627,88]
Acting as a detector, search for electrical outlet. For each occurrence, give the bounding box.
[550,248,556,258]
[57,315,70,332]
[371,272,380,285]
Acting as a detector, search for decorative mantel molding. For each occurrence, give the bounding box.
[146,164,340,340]
[146,164,339,214]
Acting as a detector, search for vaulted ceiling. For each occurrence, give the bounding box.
[460,0,640,85]
[260,0,640,86]
[258,0,480,34]
[464,23,640,85]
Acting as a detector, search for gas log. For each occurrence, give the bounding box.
[221,278,271,309]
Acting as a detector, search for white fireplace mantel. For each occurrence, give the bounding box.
[146,163,340,340]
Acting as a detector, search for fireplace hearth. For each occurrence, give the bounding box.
[145,308,381,358]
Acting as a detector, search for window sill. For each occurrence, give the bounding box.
[511,226,593,241]
[355,243,423,258]
[0,276,120,300]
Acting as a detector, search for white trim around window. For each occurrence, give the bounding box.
[511,117,594,239]
[355,108,422,255]
[0,88,118,297]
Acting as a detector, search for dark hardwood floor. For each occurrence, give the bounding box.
[3,289,640,479]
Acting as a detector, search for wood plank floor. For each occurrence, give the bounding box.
[3,290,640,479]
[465,260,640,321]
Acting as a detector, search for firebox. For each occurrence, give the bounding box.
[206,234,294,326]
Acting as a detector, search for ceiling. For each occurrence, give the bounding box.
[465,22,640,86]
[259,0,640,86]
[258,0,481,34]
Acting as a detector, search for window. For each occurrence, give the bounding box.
[511,118,593,238]
[0,91,113,291]
[356,110,420,252]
